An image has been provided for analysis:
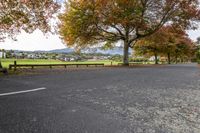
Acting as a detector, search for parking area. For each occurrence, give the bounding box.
[0,64,200,133]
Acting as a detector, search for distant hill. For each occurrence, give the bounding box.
[11,47,132,55]
[48,48,74,53]
[81,47,127,55]
[47,47,131,55]
[14,48,75,53]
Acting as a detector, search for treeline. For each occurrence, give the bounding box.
[134,26,196,64]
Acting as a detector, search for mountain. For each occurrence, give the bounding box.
[10,47,132,55]
[48,48,74,53]
[46,47,131,55]
[81,47,127,55]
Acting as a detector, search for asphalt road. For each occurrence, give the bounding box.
[0,64,200,133]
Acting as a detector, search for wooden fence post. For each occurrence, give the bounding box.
[14,61,17,71]
[9,65,12,70]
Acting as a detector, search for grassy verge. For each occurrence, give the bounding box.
[0,59,159,70]
[1,59,63,68]
[1,59,122,68]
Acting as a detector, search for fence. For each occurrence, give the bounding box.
[9,61,104,71]
[117,62,143,66]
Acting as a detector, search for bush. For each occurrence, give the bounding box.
[130,58,149,62]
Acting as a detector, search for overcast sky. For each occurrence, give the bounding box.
[0,30,66,51]
[0,29,199,51]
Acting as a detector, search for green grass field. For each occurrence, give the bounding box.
[1,59,121,68]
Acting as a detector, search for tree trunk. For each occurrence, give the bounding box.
[155,52,158,64]
[181,58,183,63]
[0,61,2,68]
[167,53,171,64]
[175,54,178,64]
[123,40,129,66]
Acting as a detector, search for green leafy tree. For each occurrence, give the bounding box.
[6,50,13,58]
[196,37,200,61]
[59,0,200,65]
[196,37,200,45]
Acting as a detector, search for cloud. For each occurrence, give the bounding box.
[0,28,199,51]
[0,30,66,51]
[187,29,200,42]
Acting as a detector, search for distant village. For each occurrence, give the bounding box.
[0,49,188,63]
[0,49,123,62]
[0,47,197,64]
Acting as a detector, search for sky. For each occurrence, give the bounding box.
[0,29,199,51]
[0,30,66,51]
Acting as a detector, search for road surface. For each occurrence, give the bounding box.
[0,64,200,133]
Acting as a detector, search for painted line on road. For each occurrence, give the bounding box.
[0,87,47,97]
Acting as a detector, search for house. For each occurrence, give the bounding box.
[149,56,157,61]
[0,51,6,58]
[27,54,36,59]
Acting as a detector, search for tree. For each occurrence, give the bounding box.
[134,26,194,64]
[0,0,60,40]
[196,37,200,45]
[59,0,200,65]
[195,37,200,61]
[160,26,193,64]
[173,37,195,63]
[134,40,161,64]
[134,28,168,64]
[163,36,177,64]
[6,50,13,58]
[0,0,60,68]
[2,49,5,59]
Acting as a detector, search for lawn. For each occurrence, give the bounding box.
[1,59,121,68]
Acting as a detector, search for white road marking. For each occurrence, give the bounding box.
[0,87,47,97]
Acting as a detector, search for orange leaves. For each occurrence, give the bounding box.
[20,0,29,3]
[1,0,60,41]
[134,25,195,61]
[59,0,200,53]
